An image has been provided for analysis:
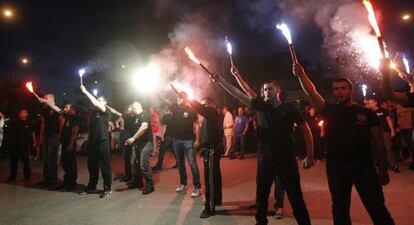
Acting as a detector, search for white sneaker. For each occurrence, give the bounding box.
[191,188,201,198]
[274,208,283,219]
[176,184,186,192]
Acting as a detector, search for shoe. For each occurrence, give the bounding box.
[391,166,400,173]
[24,177,31,182]
[100,187,112,198]
[199,209,211,218]
[54,184,67,190]
[229,155,235,160]
[79,186,97,195]
[274,208,283,219]
[120,176,131,182]
[5,177,16,182]
[128,183,143,189]
[172,164,178,169]
[176,184,187,192]
[191,188,201,198]
[142,186,155,195]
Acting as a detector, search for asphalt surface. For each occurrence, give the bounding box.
[0,152,413,225]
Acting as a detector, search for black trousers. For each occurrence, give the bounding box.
[326,160,394,225]
[123,144,133,179]
[61,143,78,186]
[156,136,176,168]
[201,145,222,211]
[87,139,112,188]
[9,144,31,179]
[255,146,311,225]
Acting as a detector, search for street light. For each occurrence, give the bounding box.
[21,57,29,65]
[402,14,411,21]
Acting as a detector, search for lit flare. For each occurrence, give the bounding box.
[184,47,201,65]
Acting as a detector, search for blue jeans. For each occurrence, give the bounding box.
[132,142,154,188]
[173,139,201,188]
[230,133,246,157]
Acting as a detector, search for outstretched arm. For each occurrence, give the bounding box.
[107,105,122,118]
[231,65,257,99]
[293,63,326,112]
[215,75,254,108]
[39,98,62,114]
[80,85,106,112]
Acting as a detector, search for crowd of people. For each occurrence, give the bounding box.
[1,58,413,225]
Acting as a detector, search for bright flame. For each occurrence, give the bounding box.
[3,9,13,17]
[26,82,34,93]
[390,62,397,69]
[225,37,233,55]
[403,56,410,74]
[352,32,382,69]
[402,14,411,21]
[132,62,161,94]
[276,23,293,44]
[362,0,382,37]
[171,81,195,100]
[361,84,368,97]
[92,89,98,96]
[184,47,201,65]
[78,69,86,77]
[318,120,324,127]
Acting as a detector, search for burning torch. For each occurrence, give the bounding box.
[79,68,86,86]
[184,46,219,82]
[403,55,411,74]
[362,0,387,59]
[276,23,298,63]
[25,81,41,100]
[225,36,234,66]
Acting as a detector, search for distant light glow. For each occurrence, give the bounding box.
[403,56,411,74]
[21,58,28,64]
[132,62,161,94]
[361,84,368,97]
[121,65,126,69]
[318,120,324,127]
[3,9,13,17]
[78,69,86,77]
[26,82,34,93]
[92,89,98,96]
[402,14,411,21]
[276,23,293,44]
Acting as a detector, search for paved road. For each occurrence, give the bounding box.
[0,153,413,225]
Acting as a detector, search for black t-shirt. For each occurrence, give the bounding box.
[42,107,60,138]
[406,92,414,107]
[161,113,173,137]
[124,114,136,137]
[60,114,80,144]
[13,119,34,146]
[171,105,197,140]
[189,101,222,147]
[321,103,380,162]
[373,108,391,133]
[89,106,111,142]
[132,111,153,146]
[251,99,305,159]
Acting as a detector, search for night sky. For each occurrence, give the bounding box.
[1,0,413,99]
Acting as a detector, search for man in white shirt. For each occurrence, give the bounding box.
[222,106,233,157]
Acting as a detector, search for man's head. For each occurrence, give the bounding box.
[177,92,188,106]
[130,101,143,115]
[222,106,229,114]
[97,96,107,106]
[365,96,379,110]
[307,106,316,117]
[237,107,244,117]
[148,106,155,115]
[332,78,353,104]
[262,80,281,103]
[63,104,76,115]
[201,97,216,109]
[19,109,29,120]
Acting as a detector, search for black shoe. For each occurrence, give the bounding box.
[79,186,97,195]
[120,176,131,182]
[54,184,67,190]
[171,164,178,169]
[5,177,16,182]
[24,177,31,182]
[229,155,235,160]
[199,209,211,218]
[128,183,144,189]
[37,180,49,186]
[142,186,154,195]
[100,188,112,198]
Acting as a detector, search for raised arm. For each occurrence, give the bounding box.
[214,75,254,108]
[80,85,106,112]
[381,59,410,106]
[107,105,122,118]
[293,63,326,112]
[39,98,62,114]
[231,65,257,99]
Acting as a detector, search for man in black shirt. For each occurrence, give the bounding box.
[56,103,80,191]
[121,106,135,181]
[38,94,64,187]
[365,96,400,173]
[79,86,112,198]
[295,62,394,225]
[7,109,36,182]
[171,93,202,198]
[214,66,315,225]
[153,104,177,171]
[187,97,223,218]
[124,101,154,194]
